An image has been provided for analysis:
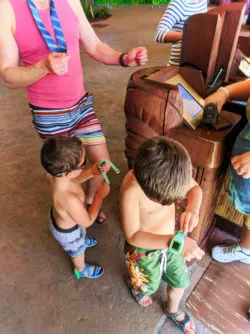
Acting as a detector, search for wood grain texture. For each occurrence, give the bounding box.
[124,67,242,245]
[187,260,250,334]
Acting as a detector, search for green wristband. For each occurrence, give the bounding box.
[169,231,187,255]
[98,159,120,185]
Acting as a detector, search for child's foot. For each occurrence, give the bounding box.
[74,264,104,279]
[131,288,153,307]
[86,235,97,248]
[165,308,196,334]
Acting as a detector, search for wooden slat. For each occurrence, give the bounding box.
[187,260,250,334]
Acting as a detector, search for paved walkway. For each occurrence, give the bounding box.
[0,5,211,334]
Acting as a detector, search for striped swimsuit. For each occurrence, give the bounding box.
[155,0,207,66]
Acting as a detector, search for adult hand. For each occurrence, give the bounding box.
[125,47,148,67]
[231,151,250,179]
[44,52,70,75]
[180,209,199,234]
[182,237,205,262]
[204,89,228,113]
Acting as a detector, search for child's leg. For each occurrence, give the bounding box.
[71,253,104,278]
[124,243,162,307]
[164,251,195,333]
[167,285,185,313]
[166,286,195,334]
[71,253,85,272]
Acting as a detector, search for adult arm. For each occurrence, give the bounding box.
[68,0,147,67]
[205,79,250,112]
[0,0,69,89]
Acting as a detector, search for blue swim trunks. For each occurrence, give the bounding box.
[228,123,250,227]
[49,209,88,257]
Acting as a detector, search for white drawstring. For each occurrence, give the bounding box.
[159,250,167,277]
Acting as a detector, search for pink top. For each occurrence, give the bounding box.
[10,0,85,108]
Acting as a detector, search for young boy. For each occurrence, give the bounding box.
[41,136,109,279]
[120,136,204,334]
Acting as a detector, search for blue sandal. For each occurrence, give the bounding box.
[165,308,195,333]
[74,264,104,279]
[86,235,97,248]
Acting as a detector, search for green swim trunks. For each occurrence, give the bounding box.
[124,242,190,296]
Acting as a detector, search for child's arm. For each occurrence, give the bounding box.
[120,185,174,249]
[180,178,203,234]
[67,182,109,228]
[74,162,109,184]
[120,184,204,260]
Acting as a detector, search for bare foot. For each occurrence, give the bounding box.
[131,288,153,307]
[98,210,105,223]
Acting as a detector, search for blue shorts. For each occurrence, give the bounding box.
[49,209,87,258]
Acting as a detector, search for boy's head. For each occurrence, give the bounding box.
[41,136,84,177]
[134,136,192,206]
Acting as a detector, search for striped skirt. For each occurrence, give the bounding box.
[30,93,105,145]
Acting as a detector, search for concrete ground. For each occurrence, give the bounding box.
[0,5,213,334]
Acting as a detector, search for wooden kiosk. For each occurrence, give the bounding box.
[124,4,246,246]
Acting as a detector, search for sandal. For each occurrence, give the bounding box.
[165,308,195,334]
[87,204,106,224]
[86,235,97,248]
[74,264,104,279]
[125,278,151,305]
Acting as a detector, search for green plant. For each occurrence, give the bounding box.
[81,0,95,19]
[93,6,111,19]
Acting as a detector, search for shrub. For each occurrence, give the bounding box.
[81,0,111,21]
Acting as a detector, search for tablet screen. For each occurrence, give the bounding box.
[177,83,203,118]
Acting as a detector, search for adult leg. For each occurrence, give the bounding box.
[240,220,250,250]
[84,143,111,221]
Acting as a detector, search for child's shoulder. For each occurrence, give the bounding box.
[120,170,141,198]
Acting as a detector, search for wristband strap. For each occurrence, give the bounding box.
[218,86,230,99]
[119,53,128,67]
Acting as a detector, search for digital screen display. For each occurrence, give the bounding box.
[172,241,180,250]
[177,83,203,118]
[239,59,250,77]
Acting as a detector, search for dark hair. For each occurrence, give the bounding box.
[134,136,192,205]
[40,136,83,176]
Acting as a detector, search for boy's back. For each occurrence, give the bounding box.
[120,170,176,236]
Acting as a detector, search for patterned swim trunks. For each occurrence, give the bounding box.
[30,93,106,145]
[124,242,190,296]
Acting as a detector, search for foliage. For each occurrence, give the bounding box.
[80,0,111,21]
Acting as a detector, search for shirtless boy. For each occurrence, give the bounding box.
[41,136,109,279]
[120,136,204,334]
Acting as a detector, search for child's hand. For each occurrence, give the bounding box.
[91,162,110,175]
[182,237,205,262]
[96,182,110,199]
[180,209,199,234]
[231,152,250,179]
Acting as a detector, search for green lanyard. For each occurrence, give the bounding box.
[98,159,120,184]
